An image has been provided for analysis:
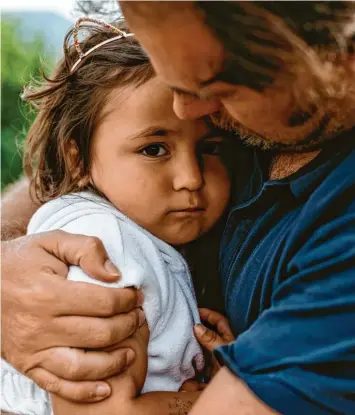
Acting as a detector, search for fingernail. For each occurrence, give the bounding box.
[136,290,144,307]
[137,308,146,327]
[104,259,120,277]
[194,324,206,336]
[95,384,111,398]
[126,349,135,365]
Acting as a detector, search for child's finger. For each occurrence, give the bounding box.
[194,324,226,351]
[198,308,234,342]
[179,380,200,392]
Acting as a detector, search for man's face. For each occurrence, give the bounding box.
[122,1,339,151]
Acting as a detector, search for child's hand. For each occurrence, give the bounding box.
[195,308,235,348]
[194,308,235,379]
[179,380,208,392]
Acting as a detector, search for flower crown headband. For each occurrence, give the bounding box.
[70,17,135,73]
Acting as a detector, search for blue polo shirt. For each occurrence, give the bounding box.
[216,133,355,415]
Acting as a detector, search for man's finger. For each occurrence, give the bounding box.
[54,308,146,348]
[27,367,111,402]
[37,230,120,283]
[199,308,234,342]
[194,324,225,351]
[38,347,135,381]
[53,281,143,317]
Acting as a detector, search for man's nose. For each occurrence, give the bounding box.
[173,92,221,120]
[173,153,204,192]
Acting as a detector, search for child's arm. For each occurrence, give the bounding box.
[51,322,201,415]
[51,308,234,415]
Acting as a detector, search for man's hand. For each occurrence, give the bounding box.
[1,231,145,402]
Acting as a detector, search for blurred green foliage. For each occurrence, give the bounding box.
[1,18,52,190]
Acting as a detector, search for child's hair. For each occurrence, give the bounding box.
[23,20,154,203]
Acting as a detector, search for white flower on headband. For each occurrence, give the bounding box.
[70,17,134,73]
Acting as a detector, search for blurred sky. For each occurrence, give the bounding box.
[2,0,76,20]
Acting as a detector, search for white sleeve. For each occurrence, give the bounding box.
[61,212,204,393]
[60,212,157,297]
[1,359,52,415]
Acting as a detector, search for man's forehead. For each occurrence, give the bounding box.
[151,48,225,98]
[120,1,198,22]
[134,25,224,87]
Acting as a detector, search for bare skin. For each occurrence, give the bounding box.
[1,178,39,240]
[269,150,321,180]
[190,368,279,415]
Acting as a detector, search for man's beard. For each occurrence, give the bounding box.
[210,111,277,150]
[210,110,344,153]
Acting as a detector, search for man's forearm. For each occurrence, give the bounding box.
[1,178,40,240]
[190,367,279,415]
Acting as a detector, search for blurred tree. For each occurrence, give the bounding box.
[75,0,121,19]
[1,18,51,190]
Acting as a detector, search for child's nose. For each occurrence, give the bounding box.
[173,155,204,192]
[173,92,222,120]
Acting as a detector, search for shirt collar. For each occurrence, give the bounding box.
[284,130,355,200]
[233,128,355,210]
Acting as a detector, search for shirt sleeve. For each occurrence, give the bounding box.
[61,212,203,392]
[1,359,52,415]
[60,213,160,320]
[215,213,355,415]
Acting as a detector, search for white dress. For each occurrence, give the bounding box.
[1,192,204,415]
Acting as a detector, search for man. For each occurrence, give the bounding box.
[2,1,355,414]
[119,2,355,414]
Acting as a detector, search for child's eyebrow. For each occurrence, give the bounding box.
[125,126,178,140]
[124,126,224,142]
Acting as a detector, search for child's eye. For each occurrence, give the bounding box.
[141,144,168,157]
[200,140,225,156]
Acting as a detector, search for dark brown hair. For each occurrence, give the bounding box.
[197,2,355,96]
[122,1,355,106]
[23,20,154,203]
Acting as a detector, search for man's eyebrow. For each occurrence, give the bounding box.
[199,71,224,87]
[170,86,200,97]
[170,71,226,97]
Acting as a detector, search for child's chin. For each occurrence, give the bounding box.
[165,230,202,247]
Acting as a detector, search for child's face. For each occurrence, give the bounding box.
[91,76,230,245]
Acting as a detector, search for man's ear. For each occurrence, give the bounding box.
[66,140,90,188]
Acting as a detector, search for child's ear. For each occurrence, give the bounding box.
[66,140,90,188]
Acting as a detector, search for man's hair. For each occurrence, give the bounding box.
[23,20,154,203]
[197,2,355,94]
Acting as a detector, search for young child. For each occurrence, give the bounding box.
[1,18,233,415]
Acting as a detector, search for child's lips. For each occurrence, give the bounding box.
[169,206,205,215]
[181,207,204,212]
